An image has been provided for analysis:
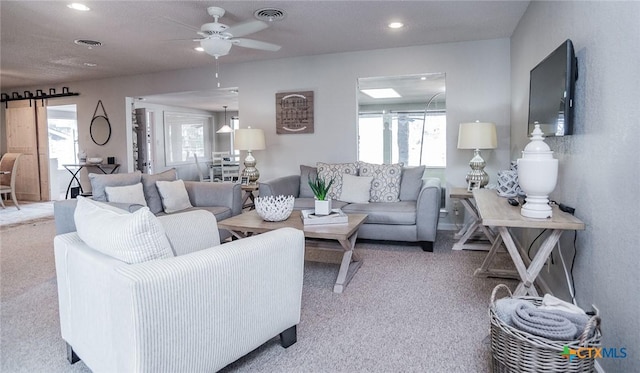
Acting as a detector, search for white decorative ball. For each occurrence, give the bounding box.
[255,195,295,222]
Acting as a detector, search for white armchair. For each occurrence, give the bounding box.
[54,209,305,372]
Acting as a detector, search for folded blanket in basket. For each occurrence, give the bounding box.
[494,299,591,340]
[512,303,577,340]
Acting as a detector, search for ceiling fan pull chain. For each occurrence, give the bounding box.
[215,58,220,88]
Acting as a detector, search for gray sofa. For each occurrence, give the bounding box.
[259,164,441,251]
[54,169,243,240]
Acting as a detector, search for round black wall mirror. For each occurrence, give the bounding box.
[90,115,111,145]
[90,100,112,145]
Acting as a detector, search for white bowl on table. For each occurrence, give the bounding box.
[86,157,103,164]
[255,195,295,222]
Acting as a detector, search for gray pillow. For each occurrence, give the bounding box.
[89,171,142,202]
[141,169,177,214]
[299,165,318,198]
[400,166,426,201]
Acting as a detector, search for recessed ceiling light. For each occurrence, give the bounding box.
[67,3,90,11]
[388,22,404,29]
[420,76,427,81]
[360,88,401,99]
[195,47,204,52]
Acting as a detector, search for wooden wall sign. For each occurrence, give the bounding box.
[276,91,314,134]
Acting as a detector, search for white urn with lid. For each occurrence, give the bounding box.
[517,124,558,219]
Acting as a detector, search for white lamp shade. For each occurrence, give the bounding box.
[457,122,498,149]
[234,128,266,151]
[216,124,233,133]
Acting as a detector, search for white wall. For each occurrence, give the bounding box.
[511,2,640,371]
[1,38,512,227]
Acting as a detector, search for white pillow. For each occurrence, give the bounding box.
[105,182,147,206]
[339,174,373,203]
[74,197,174,264]
[155,179,193,213]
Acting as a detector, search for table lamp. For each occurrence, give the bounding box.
[457,121,497,189]
[234,127,266,183]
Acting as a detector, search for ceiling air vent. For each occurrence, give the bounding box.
[254,8,286,22]
[74,39,102,47]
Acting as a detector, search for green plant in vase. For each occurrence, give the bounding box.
[308,176,334,215]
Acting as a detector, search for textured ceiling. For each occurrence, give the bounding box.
[1,1,529,92]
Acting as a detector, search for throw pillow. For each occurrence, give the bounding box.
[299,165,318,198]
[316,162,358,200]
[339,174,373,204]
[74,197,173,264]
[399,166,426,201]
[141,168,177,214]
[89,171,142,202]
[358,161,403,202]
[105,182,147,206]
[155,179,193,213]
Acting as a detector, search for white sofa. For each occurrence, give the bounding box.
[54,208,305,372]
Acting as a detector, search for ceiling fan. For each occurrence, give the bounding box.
[195,6,281,59]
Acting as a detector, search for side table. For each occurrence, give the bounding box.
[241,184,259,210]
[472,189,585,296]
[449,187,495,250]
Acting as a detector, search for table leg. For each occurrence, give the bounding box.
[512,229,563,296]
[452,198,494,251]
[473,229,520,280]
[64,166,84,199]
[333,231,362,293]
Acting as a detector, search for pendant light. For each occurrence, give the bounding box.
[216,105,233,133]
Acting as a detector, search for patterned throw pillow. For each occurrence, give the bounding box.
[358,162,403,202]
[316,162,358,200]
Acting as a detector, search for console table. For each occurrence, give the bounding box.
[62,163,120,199]
[450,187,496,250]
[472,189,585,296]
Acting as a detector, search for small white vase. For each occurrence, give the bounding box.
[314,199,332,216]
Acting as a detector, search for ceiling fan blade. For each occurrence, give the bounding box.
[200,39,233,57]
[225,20,268,38]
[232,38,281,51]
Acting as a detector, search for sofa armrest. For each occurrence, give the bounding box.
[259,175,301,198]
[55,227,304,372]
[415,177,442,242]
[184,181,242,216]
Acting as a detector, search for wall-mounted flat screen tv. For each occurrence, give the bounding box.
[528,39,578,136]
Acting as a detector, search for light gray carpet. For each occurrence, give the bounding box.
[1,219,516,372]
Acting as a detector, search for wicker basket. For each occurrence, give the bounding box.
[489,284,601,373]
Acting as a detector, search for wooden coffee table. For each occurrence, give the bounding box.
[218,210,367,293]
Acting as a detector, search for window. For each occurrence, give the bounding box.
[357,73,446,170]
[164,112,211,165]
[358,109,446,167]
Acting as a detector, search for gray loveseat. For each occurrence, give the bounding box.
[54,169,243,240]
[259,163,441,251]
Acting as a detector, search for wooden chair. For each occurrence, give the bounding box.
[0,153,22,209]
